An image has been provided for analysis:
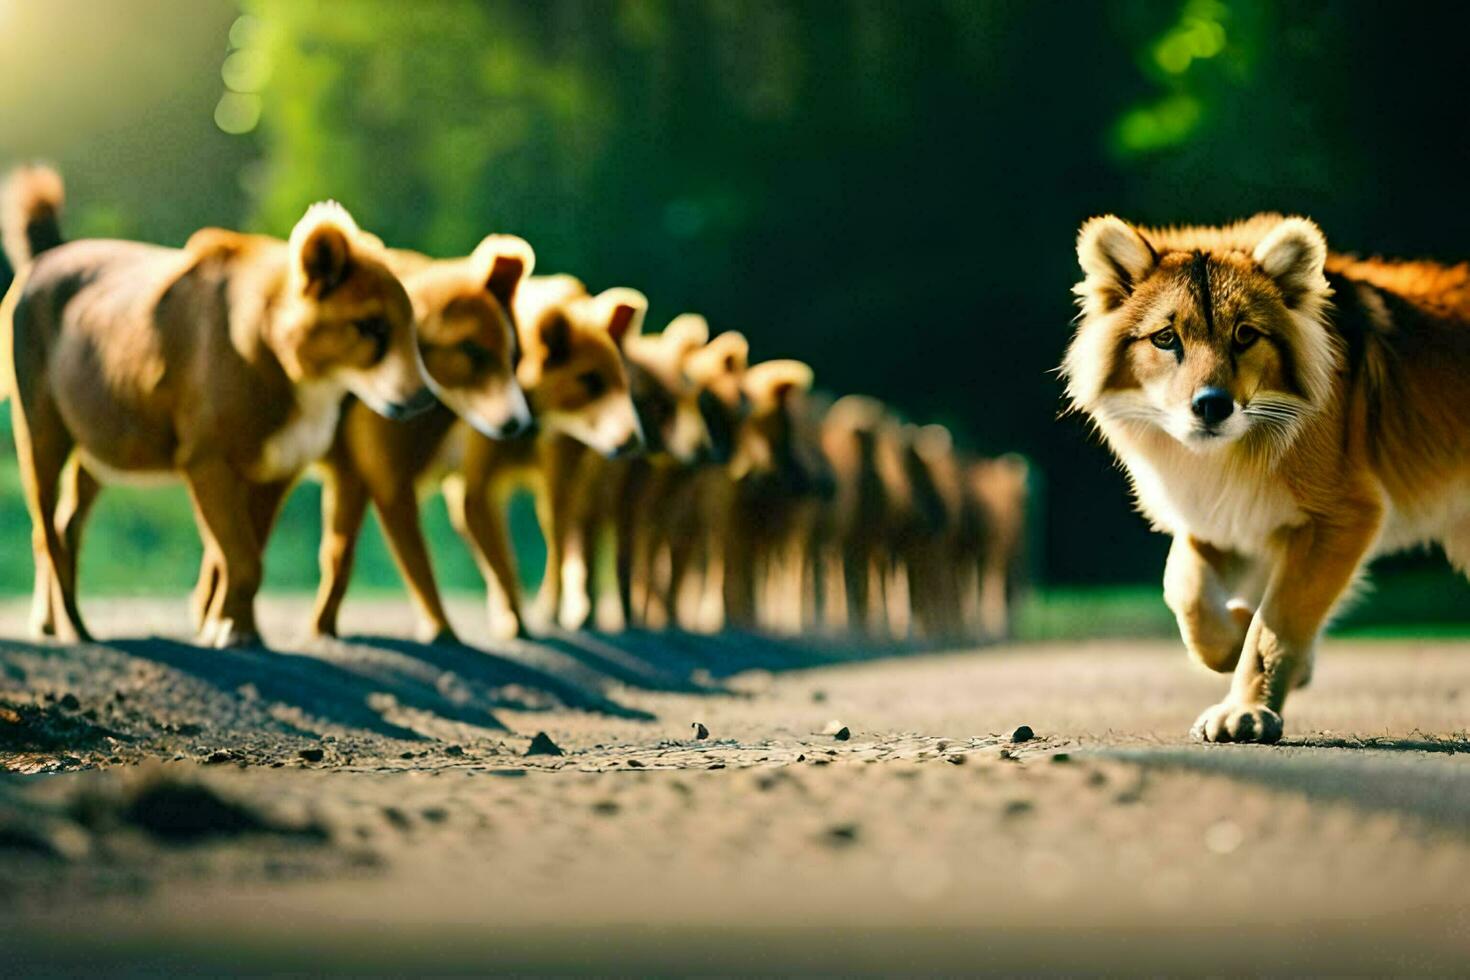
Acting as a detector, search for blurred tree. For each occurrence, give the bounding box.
[0,0,1466,613]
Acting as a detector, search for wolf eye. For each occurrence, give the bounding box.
[457,339,492,370]
[1234,323,1261,349]
[353,316,389,340]
[1150,327,1179,350]
[578,371,607,399]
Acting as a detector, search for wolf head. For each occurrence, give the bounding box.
[733,359,833,498]
[277,202,432,420]
[620,313,713,464]
[405,234,534,439]
[515,278,646,458]
[685,330,750,464]
[1062,213,1336,458]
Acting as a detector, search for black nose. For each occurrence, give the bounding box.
[499,415,526,438]
[1191,387,1234,426]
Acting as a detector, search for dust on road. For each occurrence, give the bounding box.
[2,597,1468,974]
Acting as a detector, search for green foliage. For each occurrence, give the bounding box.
[240,0,615,265]
[1,0,1466,625]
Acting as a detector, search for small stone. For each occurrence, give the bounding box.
[525,732,564,757]
[592,800,619,815]
[824,823,860,845]
[833,727,851,742]
[795,754,806,762]
[1003,799,1034,818]
[204,750,233,765]
[945,754,966,765]
[692,722,710,740]
[298,747,325,763]
[707,762,726,770]
[1050,752,1071,764]
[1010,725,1034,743]
[626,758,644,768]
[811,690,828,703]
[445,745,465,757]
[59,694,80,711]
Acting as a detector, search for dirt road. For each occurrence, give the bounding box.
[2,597,1468,974]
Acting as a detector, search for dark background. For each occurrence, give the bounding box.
[1,0,1467,601]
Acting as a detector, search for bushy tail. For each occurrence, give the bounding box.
[2,164,65,270]
[1,165,63,403]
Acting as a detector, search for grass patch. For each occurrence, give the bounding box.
[1015,567,1470,642]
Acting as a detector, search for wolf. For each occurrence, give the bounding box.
[1063,213,1470,742]
[1,166,429,647]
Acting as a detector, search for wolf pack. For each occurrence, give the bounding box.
[0,167,1028,651]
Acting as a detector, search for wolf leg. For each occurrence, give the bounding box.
[184,459,263,648]
[374,486,456,644]
[1192,510,1379,743]
[12,386,90,642]
[1444,516,1470,581]
[32,457,100,637]
[311,458,369,639]
[1164,535,1264,673]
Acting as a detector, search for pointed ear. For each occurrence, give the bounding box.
[290,201,360,297]
[664,313,710,353]
[914,423,953,460]
[711,331,748,373]
[472,234,535,312]
[771,376,810,406]
[746,359,813,406]
[597,287,648,348]
[538,312,572,367]
[1076,215,1156,313]
[1253,217,1329,309]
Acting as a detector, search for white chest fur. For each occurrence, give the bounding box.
[250,380,344,482]
[1113,436,1306,555]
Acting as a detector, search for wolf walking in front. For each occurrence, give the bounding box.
[1063,213,1470,743]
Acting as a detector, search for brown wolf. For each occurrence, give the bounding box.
[1,166,429,647]
[312,271,644,641]
[471,278,646,638]
[965,453,1029,639]
[652,328,750,632]
[1063,213,1470,742]
[815,395,902,636]
[724,359,832,633]
[307,236,534,643]
[549,313,713,631]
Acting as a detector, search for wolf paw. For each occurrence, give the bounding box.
[558,593,592,632]
[1191,701,1283,744]
[208,618,261,650]
[419,623,460,646]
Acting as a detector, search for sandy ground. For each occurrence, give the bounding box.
[2,595,1469,975]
